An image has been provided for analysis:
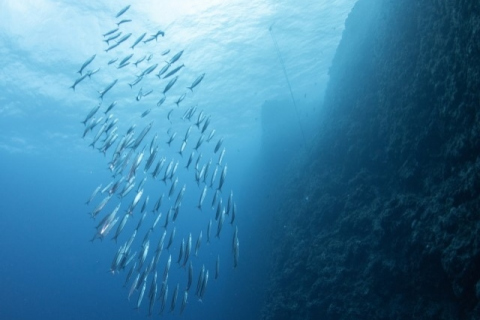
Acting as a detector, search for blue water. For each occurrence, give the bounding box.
[0,1,356,319]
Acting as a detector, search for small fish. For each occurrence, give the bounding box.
[231,202,236,224]
[199,270,209,299]
[142,89,153,98]
[177,239,185,264]
[215,255,220,279]
[178,140,187,156]
[128,274,140,300]
[168,177,178,199]
[104,31,122,45]
[77,54,96,75]
[171,283,179,312]
[218,147,226,165]
[117,32,133,44]
[226,190,233,214]
[187,73,205,91]
[163,76,178,95]
[206,129,216,142]
[70,73,89,91]
[119,53,134,66]
[140,63,158,77]
[141,108,152,118]
[167,50,184,65]
[166,132,176,146]
[175,93,186,107]
[117,61,129,69]
[136,88,143,101]
[129,76,143,88]
[136,280,147,309]
[201,116,211,134]
[156,96,166,107]
[85,184,102,205]
[185,151,195,170]
[218,164,227,192]
[194,231,202,256]
[134,55,146,67]
[160,283,168,314]
[180,291,188,314]
[87,68,100,78]
[166,228,175,250]
[174,185,186,208]
[115,5,131,18]
[162,64,185,79]
[112,213,129,243]
[105,41,121,52]
[156,64,170,78]
[104,101,117,114]
[233,236,239,268]
[98,79,118,100]
[117,19,132,26]
[103,28,119,37]
[206,219,212,243]
[214,137,224,153]
[197,185,208,210]
[194,135,204,151]
[131,32,146,49]
[81,104,101,126]
[186,262,193,291]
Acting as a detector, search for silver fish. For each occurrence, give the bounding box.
[136,280,147,309]
[214,137,224,153]
[171,283,179,312]
[163,76,178,95]
[166,227,175,250]
[103,27,119,37]
[218,164,227,192]
[131,32,146,49]
[197,185,208,210]
[167,50,184,65]
[117,19,132,26]
[183,233,192,267]
[180,291,188,314]
[162,64,185,79]
[187,73,205,91]
[99,79,118,100]
[70,73,88,91]
[115,5,131,18]
[186,261,193,291]
[85,183,102,205]
[77,54,96,75]
[215,255,220,279]
[81,104,101,125]
[119,53,134,66]
[194,231,202,256]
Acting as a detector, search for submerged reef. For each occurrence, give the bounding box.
[263,0,480,319]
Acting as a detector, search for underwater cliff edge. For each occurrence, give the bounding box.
[262,0,480,319]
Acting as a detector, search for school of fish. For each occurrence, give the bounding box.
[73,5,240,316]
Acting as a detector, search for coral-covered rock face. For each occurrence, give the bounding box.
[262,0,480,319]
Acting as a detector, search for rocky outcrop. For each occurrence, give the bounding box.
[262,0,480,319]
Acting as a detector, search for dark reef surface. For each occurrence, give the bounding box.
[262,0,480,319]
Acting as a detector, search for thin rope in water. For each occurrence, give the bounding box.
[269,24,307,148]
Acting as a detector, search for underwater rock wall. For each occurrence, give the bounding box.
[262,0,480,319]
